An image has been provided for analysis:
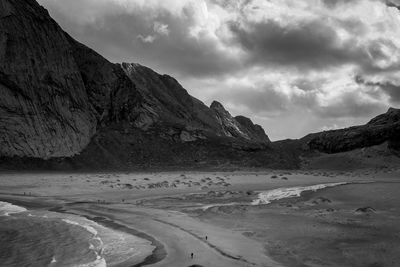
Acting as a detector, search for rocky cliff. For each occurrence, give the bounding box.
[2,0,398,171]
[0,0,272,169]
[303,108,400,153]
[0,0,96,159]
[210,101,270,143]
[121,63,225,135]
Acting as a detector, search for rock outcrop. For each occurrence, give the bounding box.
[120,63,225,135]
[5,0,397,171]
[210,101,270,142]
[0,0,96,159]
[235,116,271,143]
[0,0,271,167]
[303,108,400,153]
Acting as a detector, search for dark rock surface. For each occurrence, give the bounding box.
[235,115,271,143]
[0,0,276,170]
[0,0,398,171]
[0,0,96,159]
[302,108,400,154]
[210,101,270,142]
[120,63,225,136]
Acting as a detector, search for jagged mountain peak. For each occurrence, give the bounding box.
[210,100,270,143]
[210,100,225,110]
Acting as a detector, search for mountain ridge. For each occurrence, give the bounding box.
[0,0,273,168]
[302,107,400,154]
[0,0,399,171]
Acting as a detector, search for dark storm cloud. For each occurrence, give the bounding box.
[221,81,320,116]
[43,2,243,79]
[356,76,400,103]
[227,86,289,114]
[380,83,400,102]
[387,0,400,9]
[229,19,371,71]
[40,0,400,78]
[315,92,385,118]
[36,0,399,139]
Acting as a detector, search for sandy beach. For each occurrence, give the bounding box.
[1,169,399,267]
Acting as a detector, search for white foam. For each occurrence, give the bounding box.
[0,203,152,267]
[0,201,27,216]
[62,216,154,267]
[62,219,99,236]
[74,256,106,267]
[252,182,348,205]
[62,218,106,267]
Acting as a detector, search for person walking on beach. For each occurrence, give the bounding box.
[206,236,208,241]
[191,253,194,259]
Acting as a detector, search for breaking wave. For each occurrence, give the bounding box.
[0,201,154,267]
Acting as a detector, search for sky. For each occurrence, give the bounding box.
[37,0,400,140]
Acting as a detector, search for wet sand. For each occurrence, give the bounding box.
[0,169,399,266]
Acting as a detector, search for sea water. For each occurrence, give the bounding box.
[0,201,154,267]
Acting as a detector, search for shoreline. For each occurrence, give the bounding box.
[0,196,166,267]
[1,171,399,267]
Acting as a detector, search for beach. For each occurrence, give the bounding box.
[0,169,399,267]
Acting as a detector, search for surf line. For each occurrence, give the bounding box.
[0,199,166,267]
[49,207,167,267]
[0,201,27,216]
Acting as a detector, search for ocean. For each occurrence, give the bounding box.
[0,201,154,267]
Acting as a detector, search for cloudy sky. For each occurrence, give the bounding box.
[38,0,400,140]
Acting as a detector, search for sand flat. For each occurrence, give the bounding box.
[0,170,399,266]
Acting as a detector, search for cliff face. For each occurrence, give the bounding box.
[210,101,270,143]
[235,116,271,143]
[67,40,159,131]
[0,0,96,159]
[0,0,271,165]
[120,62,224,135]
[303,108,400,153]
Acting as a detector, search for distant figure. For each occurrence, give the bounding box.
[205,236,208,241]
[191,253,194,259]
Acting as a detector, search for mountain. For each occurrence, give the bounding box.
[1,0,399,171]
[290,108,400,170]
[210,101,270,143]
[0,0,96,159]
[302,108,400,153]
[0,0,279,170]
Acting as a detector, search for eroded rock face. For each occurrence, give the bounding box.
[210,101,270,143]
[235,116,271,143]
[304,108,400,153]
[120,63,224,134]
[121,63,272,144]
[0,0,272,162]
[68,43,159,130]
[0,0,96,159]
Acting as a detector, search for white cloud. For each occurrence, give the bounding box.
[137,34,157,43]
[153,22,170,36]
